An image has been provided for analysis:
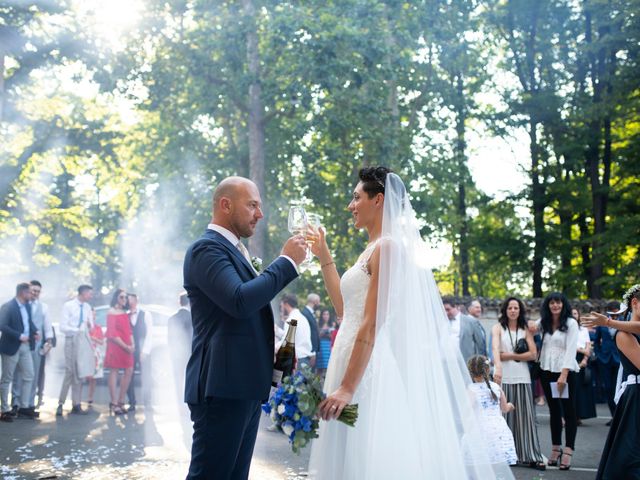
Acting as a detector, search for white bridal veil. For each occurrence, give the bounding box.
[358,173,514,479]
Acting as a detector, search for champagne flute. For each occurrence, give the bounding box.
[305,213,322,260]
[288,203,311,269]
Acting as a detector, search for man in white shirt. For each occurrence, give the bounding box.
[11,280,53,415]
[126,293,153,412]
[279,293,315,368]
[301,293,321,369]
[56,284,93,416]
[443,296,487,362]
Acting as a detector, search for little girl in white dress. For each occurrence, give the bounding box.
[468,355,518,466]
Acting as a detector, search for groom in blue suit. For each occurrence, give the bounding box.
[184,177,306,480]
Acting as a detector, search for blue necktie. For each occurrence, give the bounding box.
[77,304,84,328]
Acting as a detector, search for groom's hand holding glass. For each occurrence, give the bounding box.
[281,234,308,266]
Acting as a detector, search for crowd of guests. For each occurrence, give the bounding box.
[277,287,635,474]
[3,277,637,476]
[274,293,340,376]
[453,291,635,475]
[0,281,160,421]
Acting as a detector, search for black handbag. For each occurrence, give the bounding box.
[508,329,529,361]
[514,338,529,354]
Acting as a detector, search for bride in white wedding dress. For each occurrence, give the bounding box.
[307,167,513,480]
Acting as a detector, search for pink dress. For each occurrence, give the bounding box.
[104,312,133,369]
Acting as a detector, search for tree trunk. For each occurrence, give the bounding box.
[582,4,614,298]
[578,213,593,295]
[242,0,266,258]
[454,74,470,296]
[530,119,545,298]
[559,209,572,292]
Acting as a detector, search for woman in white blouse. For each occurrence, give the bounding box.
[535,292,580,470]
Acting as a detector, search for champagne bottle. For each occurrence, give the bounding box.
[272,319,297,387]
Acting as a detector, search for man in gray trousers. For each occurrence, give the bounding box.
[11,280,54,416]
[0,282,39,421]
[56,284,93,416]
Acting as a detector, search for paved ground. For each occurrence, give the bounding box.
[0,374,609,480]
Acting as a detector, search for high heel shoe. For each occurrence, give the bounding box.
[547,447,562,467]
[109,403,125,415]
[559,450,573,470]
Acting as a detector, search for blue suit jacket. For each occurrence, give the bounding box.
[183,229,298,403]
[594,325,620,364]
[0,299,37,356]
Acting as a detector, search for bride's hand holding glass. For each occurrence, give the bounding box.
[309,225,330,260]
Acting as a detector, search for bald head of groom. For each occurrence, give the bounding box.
[212,177,264,239]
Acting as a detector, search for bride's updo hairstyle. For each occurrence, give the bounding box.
[359,166,392,198]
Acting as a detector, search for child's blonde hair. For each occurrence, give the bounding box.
[467,355,498,402]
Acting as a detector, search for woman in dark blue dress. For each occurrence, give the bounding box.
[316,309,335,376]
[588,285,640,479]
[572,308,597,422]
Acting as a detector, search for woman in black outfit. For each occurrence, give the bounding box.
[586,285,640,479]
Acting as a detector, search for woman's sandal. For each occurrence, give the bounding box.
[529,461,546,471]
[559,451,573,470]
[547,447,562,467]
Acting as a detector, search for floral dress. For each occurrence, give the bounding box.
[469,381,518,465]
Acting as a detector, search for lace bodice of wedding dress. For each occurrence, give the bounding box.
[307,245,376,480]
[324,245,374,391]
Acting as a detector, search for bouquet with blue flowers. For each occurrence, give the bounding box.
[262,365,358,453]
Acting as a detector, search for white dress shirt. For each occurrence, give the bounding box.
[577,326,591,350]
[207,223,298,273]
[537,317,580,373]
[279,308,314,359]
[130,309,153,356]
[449,313,461,343]
[60,298,91,336]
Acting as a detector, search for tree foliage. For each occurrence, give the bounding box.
[1,0,638,300]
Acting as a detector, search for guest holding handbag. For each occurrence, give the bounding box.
[492,297,545,470]
[534,292,580,470]
[104,289,134,415]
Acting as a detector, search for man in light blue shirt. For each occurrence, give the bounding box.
[56,284,93,416]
